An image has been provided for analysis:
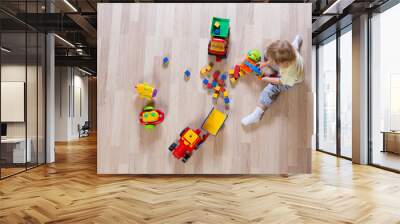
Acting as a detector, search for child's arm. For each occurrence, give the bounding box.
[262,76,282,85]
[258,61,271,68]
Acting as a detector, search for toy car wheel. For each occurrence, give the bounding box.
[144,124,155,130]
[168,142,177,151]
[195,142,203,150]
[182,153,191,163]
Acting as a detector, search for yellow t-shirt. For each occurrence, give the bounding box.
[279,51,304,86]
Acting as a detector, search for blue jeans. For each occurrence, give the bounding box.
[259,83,291,106]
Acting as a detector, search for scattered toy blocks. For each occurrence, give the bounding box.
[220,73,227,81]
[184,70,191,80]
[212,71,220,80]
[224,97,230,104]
[200,63,214,76]
[162,57,169,66]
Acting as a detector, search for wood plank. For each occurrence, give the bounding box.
[1,135,400,223]
[97,3,313,174]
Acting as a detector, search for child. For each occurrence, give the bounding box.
[241,35,304,126]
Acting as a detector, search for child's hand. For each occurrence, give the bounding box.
[257,61,269,68]
[261,76,271,82]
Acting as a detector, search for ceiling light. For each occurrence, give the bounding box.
[78,67,93,76]
[63,0,78,12]
[323,0,354,15]
[323,0,343,14]
[54,34,75,48]
[1,47,11,53]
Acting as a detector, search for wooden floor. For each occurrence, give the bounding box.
[1,135,400,223]
[97,3,313,174]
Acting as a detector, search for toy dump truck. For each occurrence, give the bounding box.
[168,108,228,163]
[208,17,230,61]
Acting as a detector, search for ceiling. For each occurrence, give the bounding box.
[0,0,391,75]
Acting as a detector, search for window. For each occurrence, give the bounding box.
[0,2,47,179]
[371,3,400,171]
[317,37,337,154]
[340,29,352,158]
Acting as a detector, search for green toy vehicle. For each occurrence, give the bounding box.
[208,17,230,61]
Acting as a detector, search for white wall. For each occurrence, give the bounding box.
[55,67,89,141]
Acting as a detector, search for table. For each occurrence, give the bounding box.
[1,138,32,164]
[382,131,400,154]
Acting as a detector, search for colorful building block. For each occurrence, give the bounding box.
[184,70,191,77]
[207,83,213,89]
[218,79,225,86]
[162,57,169,66]
[220,87,225,92]
[230,77,237,85]
[212,92,219,99]
[214,86,221,92]
[220,73,227,80]
[212,71,220,80]
[200,63,213,76]
[212,80,218,87]
[224,97,230,104]
[214,21,220,28]
[202,78,209,85]
[234,65,240,78]
[223,91,229,97]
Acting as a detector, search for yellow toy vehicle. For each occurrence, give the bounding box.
[201,107,228,136]
[135,82,157,100]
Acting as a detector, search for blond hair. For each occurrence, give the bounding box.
[267,40,296,64]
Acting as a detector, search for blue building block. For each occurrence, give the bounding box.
[244,61,262,76]
[220,73,227,81]
[212,80,218,87]
[224,97,230,104]
[202,78,209,85]
[163,57,169,65]
[184,70,191,77]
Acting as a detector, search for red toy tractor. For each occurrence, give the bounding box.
[168,127,209,163]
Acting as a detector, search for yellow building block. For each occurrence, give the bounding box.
[223,91,228,97]
[239,71,244,77]
[229,69,234,75]
[212,92,219,99]
[214,86,221,92]
[214,21,220,28]
[230,78,236,84]
[200,63,213,76]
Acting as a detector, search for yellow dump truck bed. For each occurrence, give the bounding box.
[202,108,228,136]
